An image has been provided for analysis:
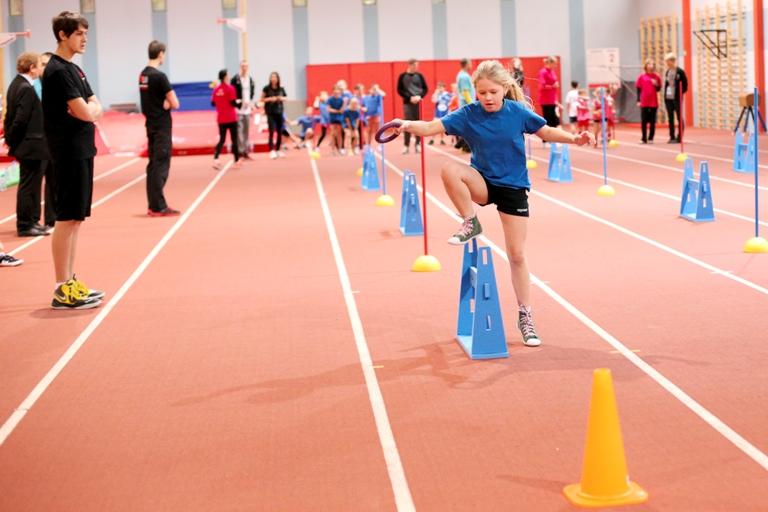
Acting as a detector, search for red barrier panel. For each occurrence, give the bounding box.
[306,63,350,105]
[306,56,562,120]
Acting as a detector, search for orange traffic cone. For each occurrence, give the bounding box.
[563,368,648,508]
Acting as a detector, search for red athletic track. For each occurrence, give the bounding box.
[0,126,766,511]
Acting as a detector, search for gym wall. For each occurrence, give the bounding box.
[4,0,683,110]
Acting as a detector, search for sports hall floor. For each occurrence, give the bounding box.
[0,125,766,511]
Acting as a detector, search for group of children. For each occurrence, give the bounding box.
[298,81,386,156]
[564,81,617,144]
[285,79,464,156]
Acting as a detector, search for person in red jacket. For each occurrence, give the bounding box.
[211,69,240,169]
[635,59,662,144]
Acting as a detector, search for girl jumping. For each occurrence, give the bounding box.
[392,60,594,347]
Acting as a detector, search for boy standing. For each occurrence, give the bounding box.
[43,11,104,309]
[140,40,180,216]
[231,60,254,160]
[663,53,688,143]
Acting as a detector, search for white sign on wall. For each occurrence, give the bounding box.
[587,47,621,86]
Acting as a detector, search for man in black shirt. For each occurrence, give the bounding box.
[397,58,429,154]
[139,40,180,216]
[43,11,105,310]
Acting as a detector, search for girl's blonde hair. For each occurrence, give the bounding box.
[472,60,530,108]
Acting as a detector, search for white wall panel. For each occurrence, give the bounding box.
[26,0,76,54]
[516,0,571,98]
[167,0,223,83]
[378,0,433,61]
[96,2,152,107]
[248,0,295,98]
[446,0,501,58]
[308,0,364,64]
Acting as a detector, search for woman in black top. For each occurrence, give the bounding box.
[261,72,287,159]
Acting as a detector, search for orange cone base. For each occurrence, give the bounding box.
[564,481,648,508]
[411,254,441,272]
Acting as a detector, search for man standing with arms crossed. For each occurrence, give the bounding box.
[140,40,180,216]
[231,59,254,160]
[43,11,104,309]
[396,58,428,154]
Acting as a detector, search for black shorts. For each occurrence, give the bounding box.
[542,105,560,127]
[569,115,578,123]
[52,158,94,221]
[330,120,343,126]
[479,176,530,217]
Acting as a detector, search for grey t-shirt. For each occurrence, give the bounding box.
[665,69,677,99]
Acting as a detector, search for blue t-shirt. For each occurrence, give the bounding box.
[318,101,330,124]
[296,115,320,136]
[344,109,361,127]
[434,92,452,118]
[440,100,546,189]
[342,90,353,109]
[363,94,383,117]
[327,96,344,122]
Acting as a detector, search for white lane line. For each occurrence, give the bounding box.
[0,161,232,446]
[431,146,768,296]
[8,172,148,257]
[0,157,141,225]
[612,127,768,158]
[565,145,768,192]
[379,149,768,472]
[529,155,768,228]
[308,151,415,512]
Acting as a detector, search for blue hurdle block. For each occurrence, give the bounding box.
[733,131,756,173]
[399,171,423,236]
[547,143,573,183]
[361,147,381,191]
[680,161,715,222]
[456,239,508,360]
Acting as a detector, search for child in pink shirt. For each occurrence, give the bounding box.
[591,88,615,144]
[576,90,591,131]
